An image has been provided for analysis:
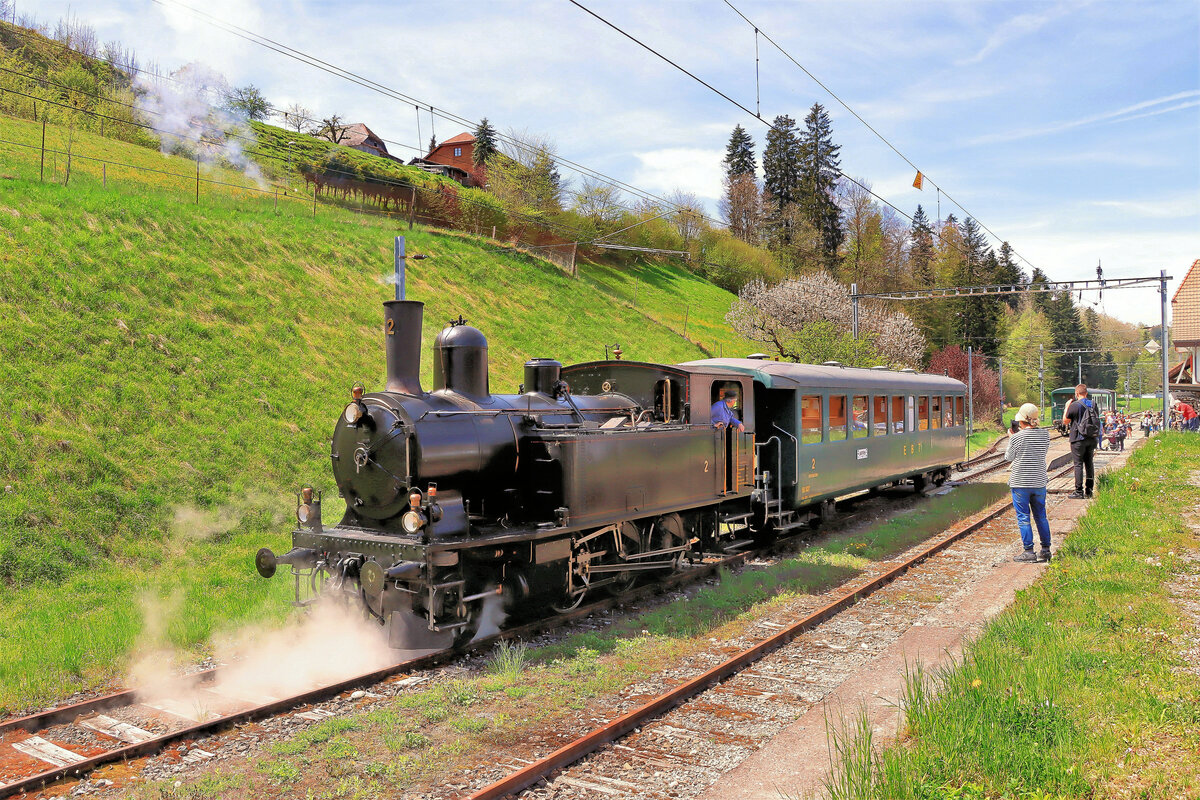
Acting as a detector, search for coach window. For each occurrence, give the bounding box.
[891,396,905,433]
[918,396,929,431]
[801,395,822,444]
[873,395,888,436]
[829,395,848,442]
[852,396,869,439]
[907,395,916,431]
[945,396,955,427]
[930,396,942,429]
[956,396,965,426]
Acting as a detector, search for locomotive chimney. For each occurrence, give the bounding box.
[384,300,424,395]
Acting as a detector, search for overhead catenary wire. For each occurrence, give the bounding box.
[719,0,1044,278]
[565,0,1046,280]
[138,0,726,228]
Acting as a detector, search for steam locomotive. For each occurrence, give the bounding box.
[256,298,966,649]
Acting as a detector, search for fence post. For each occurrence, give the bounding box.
[570,243,578,278]
[491,225,496,239]
[39,119,46,182]
[312,188,317,217]
[683,304,689,338]
[274,188,278,213]
[409,187,416,230]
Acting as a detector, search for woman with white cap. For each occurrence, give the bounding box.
[1004,402,1052,563]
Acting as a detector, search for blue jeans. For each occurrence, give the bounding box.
[1011,487,1051,550]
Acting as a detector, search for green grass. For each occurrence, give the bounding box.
[822,434,1200,799]
[127,483,1010,799]
[0,113,756,712]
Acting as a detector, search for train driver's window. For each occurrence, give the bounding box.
[930,396,941,429]
[851,396,869,439]
[711,381,743,422]
[918,396,929,431]
[828,395,848,441]
[891,396,905,433]
[945,396,955,427]
[801,395,822,444]
[956,396,964,426]
[873,396,888,436]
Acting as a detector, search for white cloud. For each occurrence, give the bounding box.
[630,148,725,202]
[957,1,1090,66]
[970,90,1200,145]
[1090,194,1200,220]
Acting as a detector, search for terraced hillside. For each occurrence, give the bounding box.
[0,114,755,711]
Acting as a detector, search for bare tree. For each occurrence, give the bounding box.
[666,189,706,249]
[281,102,313,133]
[314,115,350,144]
[719,173,764,245]
[727,272,924,367]
[573,177,625,226]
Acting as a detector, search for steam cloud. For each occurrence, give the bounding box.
[135,62,265,186]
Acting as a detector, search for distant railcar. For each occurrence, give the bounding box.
[256,299,966,649]
[1050,386,1116,431]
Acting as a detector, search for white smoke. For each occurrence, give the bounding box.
[135,62,265,186]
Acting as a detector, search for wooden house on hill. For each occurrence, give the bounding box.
[1171,258,1200,403]
[341,123,400,162]
[408,132,484,187]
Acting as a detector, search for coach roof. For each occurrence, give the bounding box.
[680,358,966,393]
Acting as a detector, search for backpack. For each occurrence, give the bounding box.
[1072,400,1100,439]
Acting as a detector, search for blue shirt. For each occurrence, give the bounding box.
[711,399,741,427]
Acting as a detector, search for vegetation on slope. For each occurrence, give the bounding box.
[0,114,753,711]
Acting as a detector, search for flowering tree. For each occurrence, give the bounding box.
[927,346,1002,422]
[726,271,924,368]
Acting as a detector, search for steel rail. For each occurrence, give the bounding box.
[462,465,1075,800]
[0,487,900,797]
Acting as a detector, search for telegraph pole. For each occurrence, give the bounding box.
[1160,269,1170,422]
[1038,344,1045,422]
[967,346,974,441]
[997,357,1004,413]
[1077,355,1082,385]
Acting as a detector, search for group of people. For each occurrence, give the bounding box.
[1100,411,1132,451]
[1002,384,1107,564]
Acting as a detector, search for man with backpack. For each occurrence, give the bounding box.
[1063,384,1101,499]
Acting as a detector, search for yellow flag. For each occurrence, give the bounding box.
[913,171,924,190]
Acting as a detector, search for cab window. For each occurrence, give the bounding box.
[829,395,848,442]
[852,396,869,439]
[801,395,823,444]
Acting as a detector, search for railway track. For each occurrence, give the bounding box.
[0,485,913,797]
[462,463,1076,800]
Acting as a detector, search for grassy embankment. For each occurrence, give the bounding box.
[120,484,1007,800]
[824,433,1200,800]
[0,113,755,712]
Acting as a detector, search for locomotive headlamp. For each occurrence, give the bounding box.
[344,402,364,424]
[297,503,312,524]
[401,509,426,534]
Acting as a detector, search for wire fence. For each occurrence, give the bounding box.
[0,115,586,275]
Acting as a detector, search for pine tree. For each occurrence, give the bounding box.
[909,205,935,287]
[723,125,756,178]
[994,242,1026,310]
[1028,267,1052,314]
[797,103,844,271]
[762,115,801,214]
[952,218,1000,353]
[472,117,498,168]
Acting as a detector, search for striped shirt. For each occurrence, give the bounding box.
[1003,427,1051,488]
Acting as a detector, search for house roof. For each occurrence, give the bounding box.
[438,132,475,146]
[1172,258,1200,304]
[342,123,386,152]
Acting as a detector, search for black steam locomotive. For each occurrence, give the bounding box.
[256,298,966,649]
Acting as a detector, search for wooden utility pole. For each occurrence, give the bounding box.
[39,119,45,182]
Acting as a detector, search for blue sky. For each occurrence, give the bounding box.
[26,0,1200,326]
